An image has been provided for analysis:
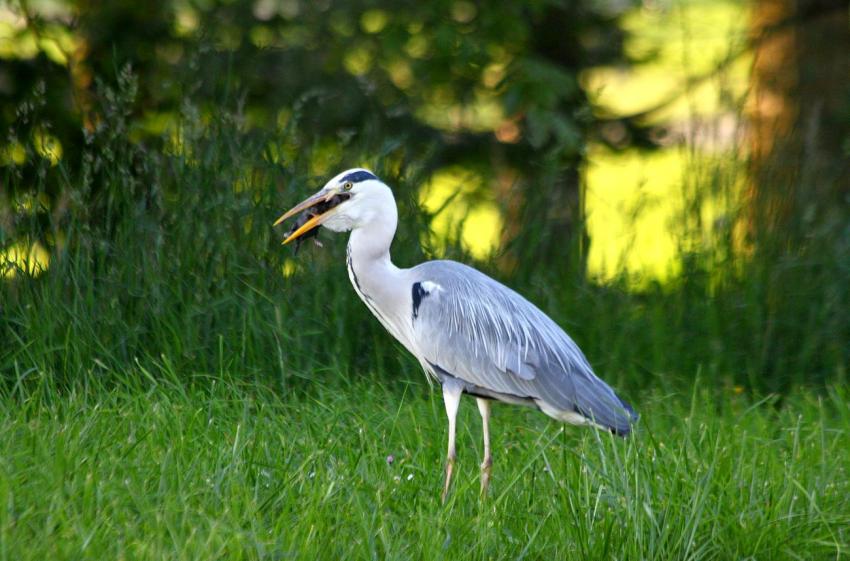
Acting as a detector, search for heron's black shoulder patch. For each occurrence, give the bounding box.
[412,282,427,320]
[412,281,444,321]
[341,170,378,184]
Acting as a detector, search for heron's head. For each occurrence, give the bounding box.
[273,168,394,245]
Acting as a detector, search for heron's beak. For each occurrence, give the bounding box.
[272,189,342,245]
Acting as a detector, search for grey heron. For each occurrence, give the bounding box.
[274,168,637,501]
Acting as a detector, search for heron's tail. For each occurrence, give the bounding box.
[607,395,638,437]
[536,389,638,437]
[531,360,639,436]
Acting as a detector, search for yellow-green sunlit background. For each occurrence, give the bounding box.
[3,0,748,282]
[416,0,749,283]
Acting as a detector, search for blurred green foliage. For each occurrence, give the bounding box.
[1,0,643,267]
[1,0,849,396]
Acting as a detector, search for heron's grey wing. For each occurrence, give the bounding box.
[410,260,637,435]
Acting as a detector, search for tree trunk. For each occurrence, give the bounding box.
[748,0,850,237]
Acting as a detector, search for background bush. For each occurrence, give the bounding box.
[1,0,849,395]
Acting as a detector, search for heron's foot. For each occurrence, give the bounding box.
[479,456,492,498]
[441,456,456,504]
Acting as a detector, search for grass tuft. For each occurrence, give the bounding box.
[1,374,849,560]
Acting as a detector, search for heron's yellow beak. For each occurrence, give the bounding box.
[272,189,342,245]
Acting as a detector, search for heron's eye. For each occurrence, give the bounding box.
[342,181,354,191]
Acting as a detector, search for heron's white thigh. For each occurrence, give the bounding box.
[476,397,492,458]
[442,381,463,457]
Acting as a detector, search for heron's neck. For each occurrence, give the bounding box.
[346,204,406,313]
[347,205,398,268]
[345,201,413,350]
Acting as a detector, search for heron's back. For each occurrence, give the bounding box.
[407,260,637,436]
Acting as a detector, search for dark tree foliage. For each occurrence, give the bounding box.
[3,1,848,394]
[1,0,635,272]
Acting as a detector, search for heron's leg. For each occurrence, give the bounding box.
[441,382,463,503]
[476,397,493,498]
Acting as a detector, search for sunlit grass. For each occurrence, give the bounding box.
[582,0,750,123]
[1,373,847,560]
[578,0,750,283]
[0,240,50,278]
[584,147,686,282]
[415,143,741,284]
[418,166,502,259]
[0,141,26,166]
[33,129,63,165]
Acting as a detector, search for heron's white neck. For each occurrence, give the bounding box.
[347,194,399,267]
[344,191,417,355]
[345,195,408,321]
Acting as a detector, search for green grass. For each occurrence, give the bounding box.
[2,65,849,560]
[2,371,848,560]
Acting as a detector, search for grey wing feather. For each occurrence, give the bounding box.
[410,260,637,436]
